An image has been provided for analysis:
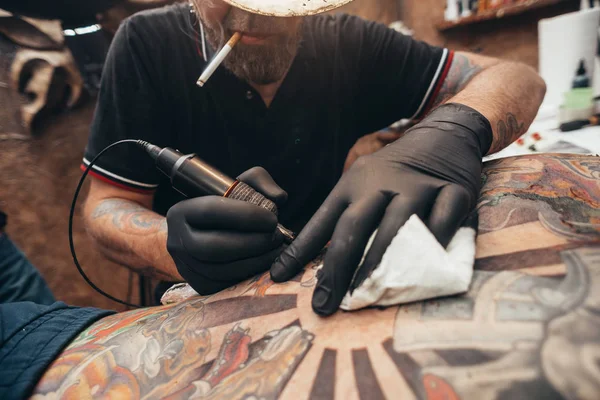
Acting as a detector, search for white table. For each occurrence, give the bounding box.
[483,113,600,162]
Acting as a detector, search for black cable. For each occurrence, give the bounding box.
[126,270,134,309]
[69,139,146,308]
[139,274,148,307]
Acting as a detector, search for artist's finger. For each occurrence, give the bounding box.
[238,166,288,206]
[167,196,277,232]
[181,229,284,263]
[312,193,389,316]
[208,246,285,281]
[175,246,284,294]
[461,210,479,231]
[350,195,426,291]
[375,130,402,143]
[426,184,471,248]
[270,191,347,282]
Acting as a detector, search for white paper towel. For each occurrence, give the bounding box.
[539,8,600,108]
[160,215,478,309]
[340,214,477,311]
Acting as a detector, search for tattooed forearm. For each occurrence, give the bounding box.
[430,54,483,109]
[97,247,176,281]
[489,112,526,154]
[86,199,181,280]
[92,199,167,236]
[139,265,177,281]
[431,52,545,155]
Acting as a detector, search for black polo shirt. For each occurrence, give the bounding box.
[83,3,453,232]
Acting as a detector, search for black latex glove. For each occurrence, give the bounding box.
[167,167,287,295]
[270,103,493,316]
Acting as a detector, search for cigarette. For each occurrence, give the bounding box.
[196,32,242,87]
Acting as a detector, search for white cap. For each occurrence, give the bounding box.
[221,0,353,17]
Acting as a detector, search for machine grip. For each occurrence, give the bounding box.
[227,181,278,216]
[559,119,588,132]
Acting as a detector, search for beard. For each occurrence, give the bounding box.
[200,9,303,85]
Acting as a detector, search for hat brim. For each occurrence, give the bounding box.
[222,0,353,17]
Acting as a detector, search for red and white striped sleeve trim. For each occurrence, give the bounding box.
[408,49,455,121]
[81,158,158,194]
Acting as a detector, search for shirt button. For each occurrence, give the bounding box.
[245,90,253,100]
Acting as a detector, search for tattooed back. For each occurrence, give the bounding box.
[32,154,600,400]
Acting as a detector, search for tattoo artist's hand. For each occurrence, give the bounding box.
[167,167,287,295]
[343,130,402,172]
[270,103,493,316]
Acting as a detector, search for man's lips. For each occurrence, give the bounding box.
[233,31,277,45]
[240,34,270,45]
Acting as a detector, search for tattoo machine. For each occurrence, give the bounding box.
[139,141,296,243]
[69,138,294,308]
[559,114,600,132]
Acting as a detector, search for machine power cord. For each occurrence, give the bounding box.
[69,139,150,308]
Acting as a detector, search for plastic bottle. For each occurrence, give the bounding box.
[573,59,590,88]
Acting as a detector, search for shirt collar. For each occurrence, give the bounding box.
[297,19,317,61]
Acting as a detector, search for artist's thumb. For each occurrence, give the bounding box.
[237,166,288,207]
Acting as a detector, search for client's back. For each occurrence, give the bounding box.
[32,154,600,400]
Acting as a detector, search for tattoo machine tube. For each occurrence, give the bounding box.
[196,32,241,87]
[559,114,600,132]
[140,142,296,243]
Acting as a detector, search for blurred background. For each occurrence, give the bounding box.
[0,0,592,310]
